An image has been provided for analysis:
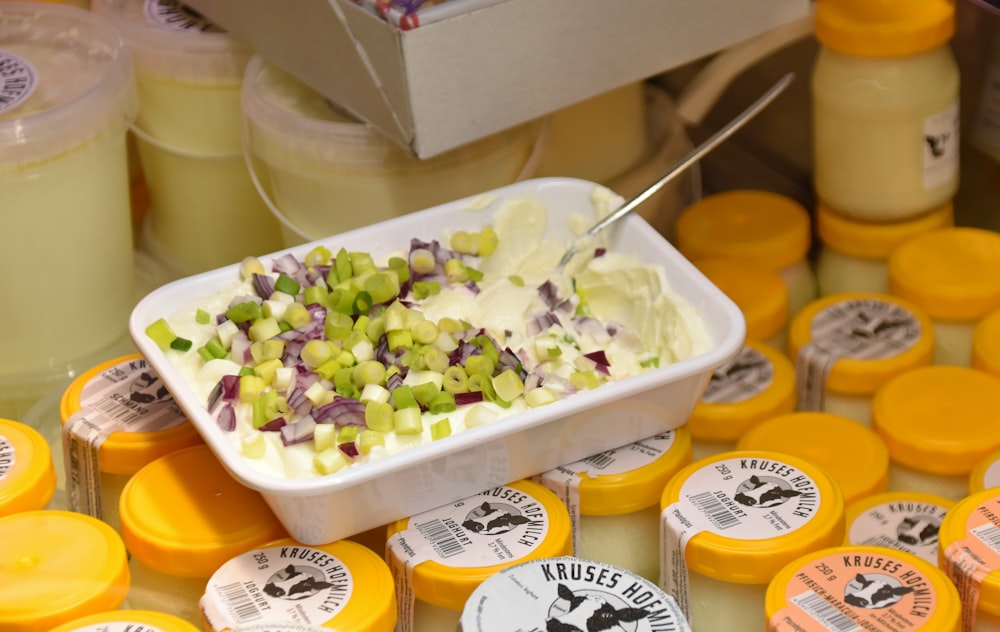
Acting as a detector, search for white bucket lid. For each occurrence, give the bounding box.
[0,3,137,163]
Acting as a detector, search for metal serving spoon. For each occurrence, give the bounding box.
[556,72,796,271]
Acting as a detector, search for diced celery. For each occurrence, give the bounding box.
[524,386,557,408]
[492,369,524,402]
[254,358,284,385]
[386,329,413,351]
[226,301,262,324]
[357,430,386,455]
[195,309,211,325]
[314,447,350,475]
[239,376,266,403]
[248,317,281,342]
[145,318,176,350]
[337,425,359,444]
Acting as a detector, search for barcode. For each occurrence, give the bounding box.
[859,534,916,555]
[582,451,614,470]
[217,581,263,623]
[93,398,143,426]
[791,591,860,632]
[688,491,742,530]
[417,519,465,558]
[972,524,1000,554]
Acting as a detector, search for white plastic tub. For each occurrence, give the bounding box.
[129,177,745,544]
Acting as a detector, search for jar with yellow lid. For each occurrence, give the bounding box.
[974,308,1000,379]
[458,556,691,632]
[200,536,396,631]
[386,479,572,632]
[674,190,817,318]
[535,428,692,583]
[939,489,1000,631]
[687,341,797,460]
[844,491,954,566]
[691,257,790,351]
[50,610,200,632]
[789,292,935,425]
[659,450,845,630]
[0,510,130,631]
[119,444,288,625]
[766,545,962,631]
[889,227,1000,366]
[811,0,960,221]
[0,418,58,515]
[971,449,1000,496]
[736,411,890,507]
[872,365,1000,501]
[816,201,955,297]
[61,354,204,533]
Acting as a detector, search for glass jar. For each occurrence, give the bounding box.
[201,537,396,631]
[119,444,288,625]
[687,341,797,461]
[872,366,1000,501]
[815,201,954,297]
[0,510,130,631]
[691,257,789,351]
[61,354,204,533]
[674,189,817,318]
[535,427,692,583]
[736,411,890,507]
[0,418,57,516]
[974,308,1000,379]
[385,479,572,632]
[971,449,1000,496]
[458,556,690,632]
[789,292,935,425]
[844,490,954,567]
[50,610,200,632]
[889,227,1000,366]
[811,0,960,220]
[939,489,1000,631]
[659,450,845,630]
[766,545,962,631]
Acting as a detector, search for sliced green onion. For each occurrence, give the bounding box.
[226,301,262,324]
[428,391,456,414]
[274,273,301,296]
[393,407,423,434]
[145,318,177,350]
[365,401,395,432]
[195,309,211,325]
[169,337,192,352]
[430,418,452,441]
[391,385,419,409]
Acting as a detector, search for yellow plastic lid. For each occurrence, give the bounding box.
[766,545,961,631]
[0,510,130,631]
[201,537,396,632]
[675,190,812,271]
[50,610,201,632]
[0,418,56,516]
[386,479,572,611]
[60,354,204,475]
[973,308,1000,379]
[693,257,789,341]
[938,489,1000,618]
[970,448,1000,495]
[843,490,953,565]
[688,340,797,443]
[789,292,934,395]
[119,444,288,578]
[817,201,954,260]
[889,228,1000,322]
[659,450,845,584]
[872,366,1000,476]
[737,412,890,506]
[815,0,955,58]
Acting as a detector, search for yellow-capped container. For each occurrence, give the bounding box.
[889,227,1000,366]
[971,449,1000,496]
[0,418,57,516]
[790,292,934,425]
[659,450,845,630]
[844,490,954,566]
[973,308,1000,379]
[200,536,396,631]
[873,366,1000,501]
[50,610,200,632]
[119,444,288,625]
[737,411,890,506]
[535,428,692,583]
[60,354,204,533]
[687,341,797,460]
[939,489,1000,631]
[386,479,572,632]
[816,201,955,297]
[766,545,962,631]
[0,510,130,631]
[692,257,790,351]
[674,190,817,318]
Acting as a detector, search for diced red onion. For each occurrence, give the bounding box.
[454,391,484,406]
[537,280,560,309]
[338,442,360,459]
[313,398,366,426]
[221,374,241,402]
[257,416,288,432]
[526,312,560,336]
[584,350,611,375]
[216,403,236,431]
[280,416,316,446]
[252,273,276,299]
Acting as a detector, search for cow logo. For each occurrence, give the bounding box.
[733,475,803,509]
[462,501,531,535]
[262,564,334,600]
[129,371,171,404]
[896,515,940,547]
[701,346,773,404]
[843,573,913,609]
[545,583,648,632]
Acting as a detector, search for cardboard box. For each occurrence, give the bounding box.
[187,0,810,158]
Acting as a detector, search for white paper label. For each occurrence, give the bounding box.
[144,0,224,32]
[72,625,167,632]
[847,499,950,565]
[922,101,960,190]
[659,456,822,620]
[0,51,37,114]
[200,545,355,627]
[386,484,551,632]
[700,346,774,404]
[0,436,14,481]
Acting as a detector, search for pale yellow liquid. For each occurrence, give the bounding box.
[127,558,207,626]
[817,249,890,297]
[687,573,766,631]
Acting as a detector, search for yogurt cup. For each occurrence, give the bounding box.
[938,489,1000,631]
[0,418,57,516]
[0,2,138,412]
[49,610,201,632]
[971,449,1000,496]
[844,491,954,566]
[974,307,1000,379]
